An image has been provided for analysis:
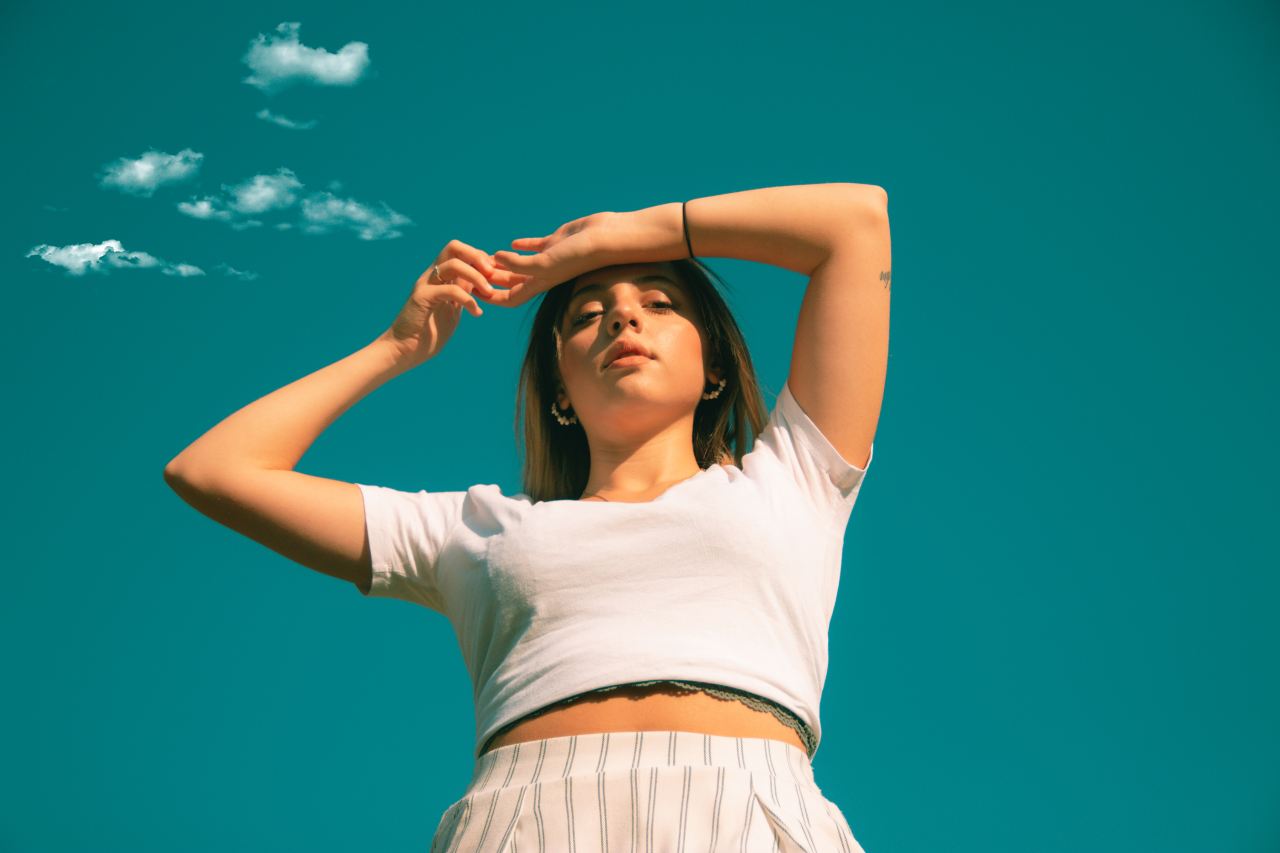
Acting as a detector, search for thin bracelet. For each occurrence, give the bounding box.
[682,199,697,260]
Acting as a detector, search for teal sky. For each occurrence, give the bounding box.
[4,1,1278,851]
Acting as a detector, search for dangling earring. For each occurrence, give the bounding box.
[556,382,722,423]
[551,399,578,425]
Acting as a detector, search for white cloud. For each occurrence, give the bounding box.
[299,191,412,241]
[225,168,303,214]
[256,108,318,130]
[177,197,233,221]
[177,168,300,224]
[25,239,205,277]
[177,168,410,240]
[164,263,206,277]
[217,263,260,281]
[242,22,370,94]
[99,148,203,197]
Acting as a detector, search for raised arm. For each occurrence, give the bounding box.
[660,183,890,469]
[488,183,890,469]
[163,339,411,591]
[163,239,507,592]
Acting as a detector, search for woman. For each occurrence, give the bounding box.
[164,182,891,852]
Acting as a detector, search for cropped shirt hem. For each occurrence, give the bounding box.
[477,679,818,760]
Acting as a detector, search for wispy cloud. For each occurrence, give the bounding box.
[177,167,302,229]
[216,263,260,281]
[225,168,304,214]
[25,239,206,277]
[256,108,318,130]
[242,22,370,94]
[300,192,412,241]
[177,168,411,240]
[99,148,203,197]
[176,198,268,231]
[175,197,233,222]
[25,240,260,280]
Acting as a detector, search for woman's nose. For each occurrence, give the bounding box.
[608,303,642,329]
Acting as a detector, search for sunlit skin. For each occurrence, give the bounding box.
[554,261,724,502]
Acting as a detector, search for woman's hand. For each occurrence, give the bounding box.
[487,204,684,308]
[375,239,532,369]
[483,211,621,308]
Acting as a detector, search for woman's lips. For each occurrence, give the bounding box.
[607,354,652,368]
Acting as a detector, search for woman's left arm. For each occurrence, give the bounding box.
[492,182,889,469]
[676,182,890,470]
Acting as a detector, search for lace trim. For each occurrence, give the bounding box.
[480,679,817,758]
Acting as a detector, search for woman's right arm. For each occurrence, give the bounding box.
[162,339,412,592]
[162,240,520,593]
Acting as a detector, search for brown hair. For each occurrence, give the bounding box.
[514,258,770,503]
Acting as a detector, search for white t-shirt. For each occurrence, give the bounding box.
[356,380,873,760]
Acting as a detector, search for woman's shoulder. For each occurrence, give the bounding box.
[463,482,537,509]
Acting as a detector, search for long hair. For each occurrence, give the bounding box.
[515,258,770,503]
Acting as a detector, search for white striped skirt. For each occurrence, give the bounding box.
[430,730,868,853]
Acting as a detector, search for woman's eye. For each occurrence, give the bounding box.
[572,301,675,326]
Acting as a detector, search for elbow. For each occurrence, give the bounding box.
[163,458,223,507]
[871,185,889,212]
[164,458,191,489]
[846,183,888,218]
[164,454,209,490]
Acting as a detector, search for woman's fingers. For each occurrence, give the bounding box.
[443,284,483,316]
[492,249,545,273]
[480,280,533,307]
[511,237,549,250]
[422,238,541,311]
[474,269,533,305]
[489,273,534,294]
[435,257,495,298]
[447,239,496,278]
[441,239,502,297]
[483,267,533,286]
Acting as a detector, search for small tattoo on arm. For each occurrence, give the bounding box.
[880,269,892,291]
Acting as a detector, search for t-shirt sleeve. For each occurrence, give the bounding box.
[353,482,467,613]
[746,380,874,519]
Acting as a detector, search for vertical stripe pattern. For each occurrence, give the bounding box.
[430,731,867,852]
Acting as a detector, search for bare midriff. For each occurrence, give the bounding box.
[479,682,808,757]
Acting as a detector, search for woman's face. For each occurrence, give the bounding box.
[555,262,719,435]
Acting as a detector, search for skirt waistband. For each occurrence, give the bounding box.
[465,730,816,799]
